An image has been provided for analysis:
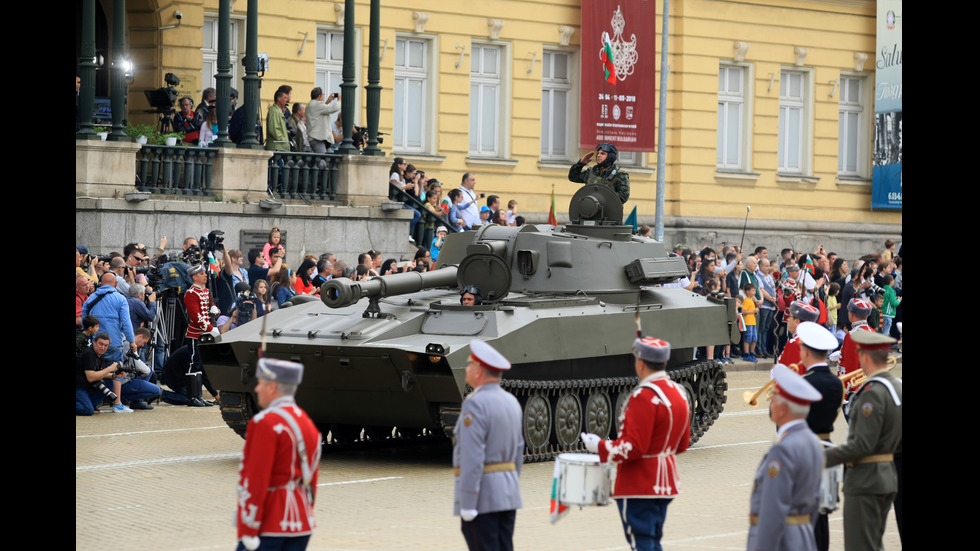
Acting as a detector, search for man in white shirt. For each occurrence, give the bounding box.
[458,173,481,228]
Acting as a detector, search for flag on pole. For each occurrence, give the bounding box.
[600,32,617,85]
[207,252,220,276]
[549,459,570,523]
[624,205,638,232]
[547,186,558,226]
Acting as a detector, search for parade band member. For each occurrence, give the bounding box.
[747,364,824,551]
[825,331,902,551]
[454,340,523,551]
[777,301,820,374]
[184,265,220,405]
[568,142,631,204]
[833,298,875,400]
[581,336,690,551]
[794,322,845,551]
[237,358,322,551]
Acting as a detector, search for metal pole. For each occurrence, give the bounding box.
[364,0,383,155]
[107,0,128,141]
[654,0,670,241]
[239,0,262,148]
[338,0,358,153]
[77,0,98,140]
[213,0,232,147]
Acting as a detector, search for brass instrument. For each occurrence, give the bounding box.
[840,356,897,388]
[743,363,803,407]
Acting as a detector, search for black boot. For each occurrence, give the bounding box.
[186,373,207,407]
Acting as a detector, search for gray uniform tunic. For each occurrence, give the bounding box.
[453,382,524,515]
[747,421,823,551]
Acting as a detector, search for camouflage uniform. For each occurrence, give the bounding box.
[568,161,630,203]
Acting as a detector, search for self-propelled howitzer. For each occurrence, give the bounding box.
[204,184,737,461]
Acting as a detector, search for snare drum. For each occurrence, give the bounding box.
[556,453,612,506]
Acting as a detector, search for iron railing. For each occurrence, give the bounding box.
[135,145,217,195]
[268,151,341,201]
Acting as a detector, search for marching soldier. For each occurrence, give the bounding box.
[777,301,820,374]
[581,336,690,551]
[236,358,322,550]
[184,265,220,405]
[454,340,524,551]
[795,322,845,551]
[568,142,631,203]
[825,331,901,551]
[747,364,824,551]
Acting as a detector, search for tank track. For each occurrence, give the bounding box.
[499,359,728,463]
[218,360,727,463]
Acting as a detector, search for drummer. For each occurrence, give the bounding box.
[581,336,690,551]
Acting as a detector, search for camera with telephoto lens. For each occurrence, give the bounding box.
[867,281,885,297]
[235,289,256,325]
[117,351,152,377]
[91,380,118,403]
[200,230,225,256]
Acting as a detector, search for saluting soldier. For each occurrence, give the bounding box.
[454,340,524,551]
[568,142,631,203]
[777,301,820,374]
[795,322,845,551]
[747,364,824,551]
[581,336,690,551]
[236,359,322,551]
[825,331,902,551]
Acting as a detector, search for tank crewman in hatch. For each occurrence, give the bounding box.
[568,142,630,203]
[460,286,483,306]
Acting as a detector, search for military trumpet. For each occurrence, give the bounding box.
[840,356,897,387]
[743,363,803,407]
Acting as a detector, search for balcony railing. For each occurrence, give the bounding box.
[389,183,460,247]
[268,151,341,201]
[135,145,217,195]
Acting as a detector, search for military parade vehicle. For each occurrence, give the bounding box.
[203,184,738,461]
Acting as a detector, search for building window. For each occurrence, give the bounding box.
[717,64,750,170]
[778,70,809,174]
[202,17,241,93]
[393,37,429,153]
[315,30,345,99]
[541,51,572,160]
[838,76,866,177]
[470,44,502,157]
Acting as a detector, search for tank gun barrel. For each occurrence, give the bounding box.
[321,267,459,309]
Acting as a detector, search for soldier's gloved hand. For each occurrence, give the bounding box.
[460,509,478,522]
[828,350,841,363]
[581,432,600,454]
[209,328,221,338]
[210,305,221,316]
[241,536,260,551]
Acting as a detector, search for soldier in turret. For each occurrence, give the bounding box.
[568,142,630,203]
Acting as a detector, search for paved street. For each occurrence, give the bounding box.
[76,364,901,550]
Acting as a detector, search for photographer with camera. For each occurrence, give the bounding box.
[76,332,126,415]
[82,272,137,365]
[127,283,157,335]
[307,88,341,153]
[116,328,162,410]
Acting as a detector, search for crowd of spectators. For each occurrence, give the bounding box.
[667,239,903,365]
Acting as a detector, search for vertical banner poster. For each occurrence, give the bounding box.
[580,0,656,152]
[871,0,902,209]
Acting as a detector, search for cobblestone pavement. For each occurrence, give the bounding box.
[76,363,901,550]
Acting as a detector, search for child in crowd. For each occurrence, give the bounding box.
[479,206,492,225]
[506,200,518,225]
[431,226,448,262]
[826,282,841,332]
[880,275,901,336]
[869,293,884,333]
[741,283,759,363]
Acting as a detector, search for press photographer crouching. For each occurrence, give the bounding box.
[76,332,123,415]
[115,328,163,410]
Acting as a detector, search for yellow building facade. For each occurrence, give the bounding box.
[111,0,898,228]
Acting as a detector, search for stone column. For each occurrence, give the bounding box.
[213,0,233,147]
[77,0,98,140]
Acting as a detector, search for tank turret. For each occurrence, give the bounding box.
[204,184,736,462]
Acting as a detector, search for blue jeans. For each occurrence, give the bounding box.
[76,387,105,416]
[616,498,672,551]
[881,316,894,336]
[758,308,775,355]
[104,346,123,364]
[106,378,161,404]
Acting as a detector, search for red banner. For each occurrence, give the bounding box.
[580,0,656,152]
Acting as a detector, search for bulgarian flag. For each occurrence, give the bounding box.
[207,252,220,276]
[600,32,616,85]
[547,186,558,226]
[549,459,570,523]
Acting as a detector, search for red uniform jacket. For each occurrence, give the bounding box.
[184,284,214,339]
[778,335,803,374]
[838,321,874,397]
[599,371,691,498]
[237,397,322,539]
